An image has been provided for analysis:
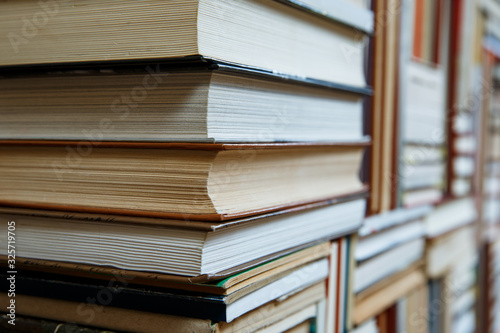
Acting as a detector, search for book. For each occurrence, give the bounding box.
[426,225,476,278]
[428,278,444,333]
[448,250,478,330]
[451,310,475,333]
[353,239,425,293]
[487,238,500,333]
[374,305,398,333]
[423,197,477,238]
[355,220,425,262]
[281,0,373,33]
[403,188,444,208]
[283,320,313,333]
[1,259,329,323]
[358,205,432,237]
[447,0,482,200]
[5,242,330,292]
[326,236,355,333]
[402,61,446,146]
[0,66,369,142]
[401,163,446,190]
[401,61,448,204]
[336,237,349,333]
[0,315,114,333]
[428,248,477,333]
[353,201,429,326]
[481,61,500,243]
[398,0,450,208]
[397,285,429,333]
[0,0,370,88]
[353,266,426,325]
[450,115,478,198]
[0,142,368,219]
[349,318,379,333]
[326,241,340,333]
[0,198,366,277]
[412,0,449,65]
[368,0,400,214]
[452,178,473,197]
[256,306,319,333]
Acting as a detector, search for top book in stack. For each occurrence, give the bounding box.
[0,0,372,87]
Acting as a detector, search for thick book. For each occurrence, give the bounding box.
[348,319,378,333]
[355,219,425,262]
[3,242,331,292]
[0,66,368,142]
[358,205,432,237]
[423,197,477,238]
[0,316,113,333]
[0,259,328,323]
[0,0,371,88]
[326,236,354,333]
[398,0,450,208]
[0,198,366,277]
[353,265,426,326]
[402,61,446,145]
[0,141,368,220]
[282,320,313,333]
[426,225,476,278]
[401,144,446,207]
[353,239,425,293]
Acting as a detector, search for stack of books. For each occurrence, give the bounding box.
[3,0,500,332]
[0,0,374,332]
[400,60,447,208]
[399,0,448,208]
[483,65,500,239]
[351,207,429,328]
[448,252,478,333]
[451,111,477,197]
[484,238,500,333]
[351,0,484,332]
[481,18,500,332]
